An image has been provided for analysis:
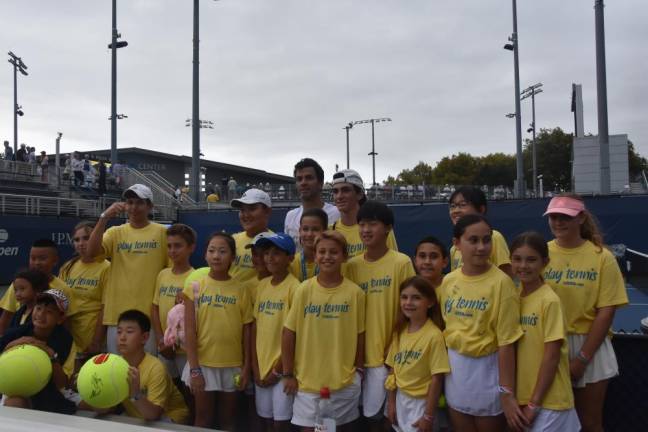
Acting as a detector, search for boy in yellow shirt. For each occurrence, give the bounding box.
[251,233,300,430]
[345,201,415,428]
[230,188,273,283]
[151,224,196,380]
[330,169,397,258]
[84,309,189,424]
[87,184,169,355]
[0,239,73,335]
[290,208,327,281]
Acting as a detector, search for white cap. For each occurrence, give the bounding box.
[231,188,272,208]
[123,184,154,203]
[332,169,365,195]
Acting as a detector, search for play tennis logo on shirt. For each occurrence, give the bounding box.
[544,266,599,286]
[116,239,160,254]
[393,348,422,365]
[65,276,100,291]
[303,301,351,319]
[197,293,237,308]
[443,295,489,317]
[257,299,285,315]
[520,313,539,327]
[159,284,183,298]
[358,275,393,294]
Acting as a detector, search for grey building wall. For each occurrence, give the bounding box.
[573,134,629,194]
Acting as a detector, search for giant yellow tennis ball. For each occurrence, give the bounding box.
[77,353,130,408]
[0,344,52,397]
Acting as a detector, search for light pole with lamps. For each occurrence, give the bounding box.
[108,0,128,167]
[503,0,524,198]
[352,117,392,188]
[8,51,28,156]
[521,82,543,196]
[343,122,353,169]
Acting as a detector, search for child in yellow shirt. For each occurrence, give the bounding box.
[182,232,252,430]
[413,236,449,330]
[385,276,450,432]
[510,232,580,431]
[9,268,50,329]
[290,207,328,281]
[251,233,300,429]
[439,214,524,431]
[345,201,415,425]
[447,186,512,276]
[59,221,110,370]
[282,230,366,430]
[151,224,196,380]
[543,194,628,431]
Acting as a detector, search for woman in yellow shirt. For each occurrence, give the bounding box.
[59,221,110,368]
[182,232,253,430]
[439,214,525,432]
[510,232,580,431]
[447,186,512,277]
[543,195,628,432]
[385,276,450,432]
[282,230,366,431]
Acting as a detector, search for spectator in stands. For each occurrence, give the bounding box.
[63,156,71,181]
[39,151,48,182]
[284,158,340,249]
[28,147,37,164]
[174,185,181,200]
[16,143,27,162]
[206,190,220,203]
[71,152,84,187]
[228,176,238,199]
[3,140,13,160]
[82,154,91,184]
[98,160,107,195]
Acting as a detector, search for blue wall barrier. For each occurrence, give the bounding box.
[2,194,647,284]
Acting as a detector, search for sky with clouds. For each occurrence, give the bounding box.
[1,0,646,184]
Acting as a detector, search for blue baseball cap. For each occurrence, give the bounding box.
[253,232,296,255]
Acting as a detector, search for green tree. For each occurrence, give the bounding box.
[523,127,572,191]
[431,153,480,185]
[628,140,648,179]
[475,153,515,187]
[384,161,434,185]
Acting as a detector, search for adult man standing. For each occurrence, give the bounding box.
[3,141,13,160]
[284,158,340,248]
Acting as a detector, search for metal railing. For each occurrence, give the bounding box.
[142,170,197,205]
[121,167,180,220]
[0,159,43,181]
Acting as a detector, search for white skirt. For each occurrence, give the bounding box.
[181,364,241,392]
[568,334,619,388]
[444,349,502,416]
[528,407,580,432]
[395,390,441,432]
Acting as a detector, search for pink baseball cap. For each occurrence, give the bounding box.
[543,196,585,217]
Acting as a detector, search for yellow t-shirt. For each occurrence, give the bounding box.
[122,353,190,424]
[516,284,574,410]
[450,229,510,271]
[440,265,522,357]
[544,240,627,334]
[242,277,261,307]
[385,320,450,398]
[183,275,253,367]
[289,253,319,282]
[153,268,194,333]
[254,274,300,378]
[230,230,273,283]
[101,222,169,325]
[284,277,365,392]
[331,221,398,258]
[345,250,416,367]
[0,276,75,315]
[61,259,110,350]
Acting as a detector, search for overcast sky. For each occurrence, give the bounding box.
[1,1,646,184]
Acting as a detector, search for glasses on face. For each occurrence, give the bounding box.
[449,201,470,210]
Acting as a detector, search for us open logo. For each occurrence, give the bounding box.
[0,229,19,257]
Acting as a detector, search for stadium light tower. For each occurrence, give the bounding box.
[521,83,543,197]
[352,118,392,188]
[343,122,353,169]
[109,0,129,167]
[8,51,28,155]
[503,0,524,198]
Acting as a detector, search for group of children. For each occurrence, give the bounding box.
[0,178,628,432]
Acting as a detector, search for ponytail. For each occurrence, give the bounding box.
[60,221,95,280]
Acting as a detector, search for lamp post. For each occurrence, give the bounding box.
[594,0,610,194]
[108,0,128,167]
[352,117,391,188]
[186,118,213,197]
[521,83,543,197]
[503,0,524,198]
[343,122,353,169]
[8,51,28,156]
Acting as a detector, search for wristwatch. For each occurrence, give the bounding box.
[99,211,107,219]
[130,391,143,402]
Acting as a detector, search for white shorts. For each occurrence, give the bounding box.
[292,373,361,427]
[255,381,294,421]
[395,390,440,432]
[363,365,389,418]
[528,407,580,432]
[445,349,501,417]
[158,353,187,379]
[106,326,157,355]
[181,365,241,392]
[568,334,619,388]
